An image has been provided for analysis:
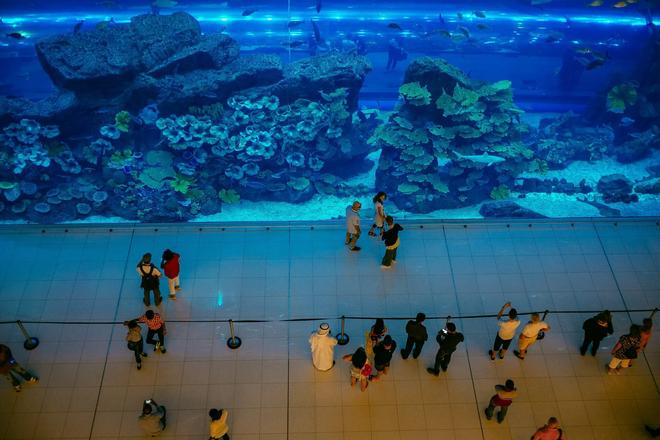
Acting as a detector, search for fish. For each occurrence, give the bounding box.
[458,26,470,38]
[424,29,451,38]
[387,23,402,30]
[73,20,84,34]
[545,32,563,43]
[287,20,304,28]
[456,12,464,20]
[242,8,259,16]
[6,32,25,39]
[452,152,506,166]
[282,40,305,48]
[575,47,593,54]
[476,23,489,30]
[588,0,603,5]
[585,58,606,70]
[315,0,322,13]
[96,0,119,8]
[620,117,635,126]
[613,1,628,7]
[153,0,177,7]
[311,21,323,44]
[473,10,486,18]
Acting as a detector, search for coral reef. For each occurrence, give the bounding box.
[372,57,532,212]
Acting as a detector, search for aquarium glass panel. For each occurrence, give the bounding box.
[0,0,658,223]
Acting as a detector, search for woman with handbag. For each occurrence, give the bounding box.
[607,324,641,375]
[124,320,148,370]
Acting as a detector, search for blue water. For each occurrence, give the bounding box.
[0,0,658,223]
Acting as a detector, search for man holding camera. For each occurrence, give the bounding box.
[138,399,167,436]
[427,322,464,375]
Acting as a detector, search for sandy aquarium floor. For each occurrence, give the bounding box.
[0,220,658,440]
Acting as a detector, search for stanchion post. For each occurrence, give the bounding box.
[336,315,350,345]
[650,308,658,319]
[17,320,39,350]
[226,319,242,349]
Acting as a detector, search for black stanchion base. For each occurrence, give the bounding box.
[336,334,350,346]
[23,337,39,350]
[226,336,242,349]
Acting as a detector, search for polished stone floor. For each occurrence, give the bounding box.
[0,220,658,439]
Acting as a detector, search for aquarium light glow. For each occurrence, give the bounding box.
[0,11,648,27]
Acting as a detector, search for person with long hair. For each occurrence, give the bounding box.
[368,192,387,237]
[343,347,372,391]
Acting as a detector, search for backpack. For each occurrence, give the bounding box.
[139,265,159,289]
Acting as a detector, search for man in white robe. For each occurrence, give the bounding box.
[309,323,337,371]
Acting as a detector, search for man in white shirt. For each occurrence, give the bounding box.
[309,323,338,371]
[345,201,362,252]
[514,313,550,360]
[489,302,520,360]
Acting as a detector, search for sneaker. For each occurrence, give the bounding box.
[175,286,181,291]
[168,294,176,300]
[350,246,361,252]
[426,368,439,377]
[27,377,38,384]
[155,342,161,352]
[498,350,505,359]
[400,349,408,360]
[513,350,524,360]
[14,385,21,392]
[160,347,167,354]
[488,350,496,361]
[137,363,142,370]
[484,408,492,421]
[392,260,397,264]
[381,265,391,269]
[579,348,586,356]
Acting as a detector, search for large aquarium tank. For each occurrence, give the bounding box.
[0,0,659,223]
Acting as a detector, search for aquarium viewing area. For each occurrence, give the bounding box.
[0,1,659,440]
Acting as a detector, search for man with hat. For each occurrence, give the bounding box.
[309,323,337,371]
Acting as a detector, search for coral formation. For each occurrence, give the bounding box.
[372,57,531,212]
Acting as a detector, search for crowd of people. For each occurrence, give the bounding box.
[308,305,654,436]
[1,195,658,438]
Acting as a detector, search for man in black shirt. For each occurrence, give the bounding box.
[427,322,464,375]
[373,335,397,376]
[401,312,428,359]
[381,216,403,269]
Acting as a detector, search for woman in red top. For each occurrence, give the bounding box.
[161,249,181,299]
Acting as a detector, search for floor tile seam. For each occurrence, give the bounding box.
[592,223,660,395]
[88,228,136,440]
[441,224,486,440]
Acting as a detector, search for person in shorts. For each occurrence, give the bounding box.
[345,201,362,251]
[489,302,520,360]
[514,312,550,360]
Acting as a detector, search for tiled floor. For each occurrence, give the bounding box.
[0,221,658,440]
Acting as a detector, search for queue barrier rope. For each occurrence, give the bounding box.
[0,307,656,326]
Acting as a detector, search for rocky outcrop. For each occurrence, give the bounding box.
[147,33,240,78]
[35,12,202,94]
[479,201,546,218]
[597,174,637,203]
[634,178,660,194]
[268,52,372,111]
